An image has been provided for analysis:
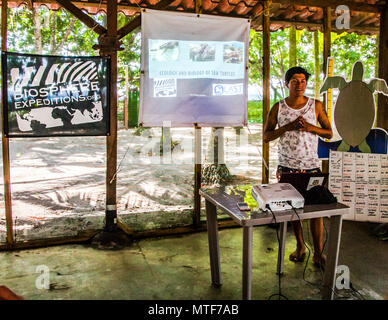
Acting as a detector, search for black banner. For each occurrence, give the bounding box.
[2,52,110,137]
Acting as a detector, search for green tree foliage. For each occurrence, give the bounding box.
[331,32,377,80]
[248,29,262,87]
[248,28,377,104]
[6,6,141,90]
[117,14,141,90]
[7,6,99,55]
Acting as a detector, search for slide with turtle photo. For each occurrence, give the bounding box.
[319,59,388,157]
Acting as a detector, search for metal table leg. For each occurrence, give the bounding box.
[205,200,222,287]
[242,226,253,300]
[277,222,287,275]
[322,214,343,300]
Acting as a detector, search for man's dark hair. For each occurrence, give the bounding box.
[285,67,311,83]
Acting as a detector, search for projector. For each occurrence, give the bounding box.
[251,183,305,211]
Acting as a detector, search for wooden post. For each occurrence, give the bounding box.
[194,125,202,226]
[314,31,320,100]
[193,0,203,226]
[323,7,332,79]
[262,0,271,184]
[124,65,129,130]
[1,0,14,247]
[322,6,331,175]
[105,0,118,232]
[377,4,388,130]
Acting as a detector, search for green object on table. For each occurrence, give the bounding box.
[232,185,258,210]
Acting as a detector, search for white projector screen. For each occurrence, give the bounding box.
[139,9,249,127]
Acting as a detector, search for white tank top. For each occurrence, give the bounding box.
[277,97,320,170]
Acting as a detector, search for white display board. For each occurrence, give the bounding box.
[139,9,249,127]
[329,150,388,222]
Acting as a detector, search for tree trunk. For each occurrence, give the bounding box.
[31,8,42,54]
[53,16,76,55]
[271,83,282,101]
[49,10,57,53]
[202,128,232,186]
[289,27,297,68]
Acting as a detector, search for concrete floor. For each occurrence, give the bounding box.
[0,219,387,300]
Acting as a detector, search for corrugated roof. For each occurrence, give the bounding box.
[4,0,385,35]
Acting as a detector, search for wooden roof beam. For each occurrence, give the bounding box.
[117,0,177,39]
[269,18,379,34]
[26,0,33,9]
[55,0,107,35]
[350,13,376,28]
[262,0,384,13]
[13,0,141,13]
[117,15,141,39]
[6,0,385,14]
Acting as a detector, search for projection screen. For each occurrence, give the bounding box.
[139,9,250,127]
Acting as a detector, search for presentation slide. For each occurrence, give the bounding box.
[139,10,249,127]
[149,40,244,80]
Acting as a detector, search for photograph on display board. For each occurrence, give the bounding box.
[223,43,243,64]
[190,43,216,62]
[2,52,110,137]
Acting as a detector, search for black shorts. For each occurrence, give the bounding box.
[276,165,321,181]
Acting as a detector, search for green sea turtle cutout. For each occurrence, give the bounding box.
[320,60,388,153]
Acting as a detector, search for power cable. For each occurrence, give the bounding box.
[287,201,364,300]
[266,204,288,300]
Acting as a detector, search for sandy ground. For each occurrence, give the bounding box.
[0,124,279,241]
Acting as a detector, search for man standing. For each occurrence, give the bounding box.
[263,67,333,267]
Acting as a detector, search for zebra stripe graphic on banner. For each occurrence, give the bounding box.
[31,65,47,86]
[10,60,98,88]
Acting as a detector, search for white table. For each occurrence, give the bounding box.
[199,186,350,300]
